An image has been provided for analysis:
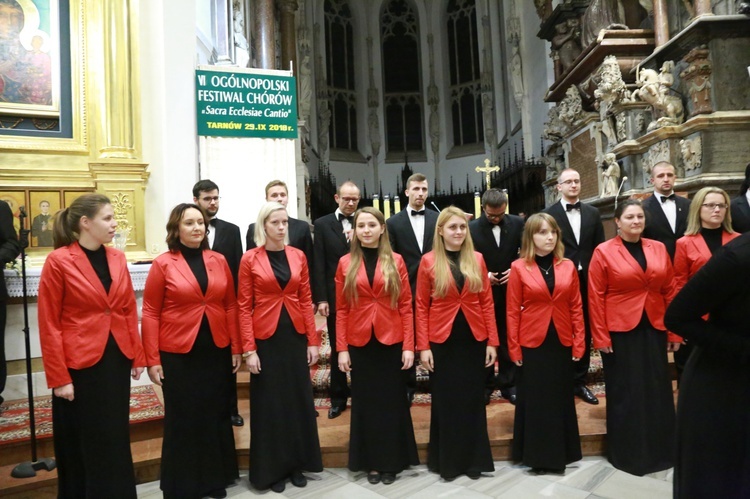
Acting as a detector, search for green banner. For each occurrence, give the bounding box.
[195,69,298,139]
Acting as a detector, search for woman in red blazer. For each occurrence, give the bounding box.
[141,204,241,499]
[38,193,145,498]
[335,207,418,484]
[238,202,322,493]
[588,199,679,476]
[672,187,739,381]
[506,213,584,473]
[416,206,498,481]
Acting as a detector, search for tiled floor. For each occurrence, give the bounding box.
[136,456,673,498]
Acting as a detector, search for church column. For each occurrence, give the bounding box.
[255,0,276,69]
[212,0,234,65]
[279,0,298,72]
[694,0,713,17]
[653,0,669,47]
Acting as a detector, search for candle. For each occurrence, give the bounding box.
[373,194,380,212]
[394,195,401,214]
[474,192,481,220]
[384,195,391,219]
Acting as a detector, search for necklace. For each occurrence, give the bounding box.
[539,263,553,275]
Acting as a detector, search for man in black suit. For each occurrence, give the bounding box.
[193,179,245,427]
[386,173,438,403]
[313,180,360,418]
[641,161,692,382]
[730,162,750,233]
[246,180,313,270]
[544,168,604,405]
[0,200,20,410]
[469,188,523,405]
[642,161,691,261]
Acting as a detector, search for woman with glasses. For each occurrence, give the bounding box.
[416,206,498,481]
[588,199,679,476]
[336,207,419,485]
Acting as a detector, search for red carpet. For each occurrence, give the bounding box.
[0,385,164,444]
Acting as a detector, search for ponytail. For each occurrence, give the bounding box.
[52,193,111,249]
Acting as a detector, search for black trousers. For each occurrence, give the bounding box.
[0,300,6,406]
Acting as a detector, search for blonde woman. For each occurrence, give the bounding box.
[335,207,419,485]
[506,213,584,473]
[416,206,499,481]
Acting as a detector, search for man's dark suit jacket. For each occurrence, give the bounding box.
[469,213,524,327]
[0,201,20,300]
[731,195,750,234]
[209,218,243,289]
[642,193,691,261]
[312,213,351,308]
[246,217,313,270]
[544,201,605,281]
[386,207,439,295]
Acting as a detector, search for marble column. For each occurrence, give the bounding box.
[652,0,669,47]
[279,0,298,73]
[694,0,713,17]
[212,0,233,65]
[255,0,276,69]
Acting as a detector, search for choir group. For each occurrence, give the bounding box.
[35,165,750,498]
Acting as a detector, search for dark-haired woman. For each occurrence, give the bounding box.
[588,199,679,476]
[38,193,146,498]
[416,206,498,481]
[336,207,419,485]
[507,213,584,473]
[239,202,322,493]
[141,203,241,499]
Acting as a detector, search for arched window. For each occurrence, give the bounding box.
[381,0,423,156]
[447,0,482,147]
[324,0,357,151]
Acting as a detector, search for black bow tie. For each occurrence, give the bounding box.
[411,210,425,217]
[338,213,353,223]
[660,193,676,203]
[566,202,581,212]
[209,218,217,227]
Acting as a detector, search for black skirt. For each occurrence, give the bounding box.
[52,334,136,499]
[428,311,494,479]
[601,325,675,476]
[248,307,322,490]
[159,324,239,499]
[512,323,581,470]
[348,335,419,473]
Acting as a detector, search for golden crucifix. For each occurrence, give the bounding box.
[475,158,500,188]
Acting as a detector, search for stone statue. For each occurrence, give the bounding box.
[551,19,582,78]
[543,142,566,178]
[534,0,553,21]
[600,153,621,197]
[509,46,524,110]
[581,0,628,48]
[680,137,702,171]
[632,61,684,130]
[559,86,584,128]
[233,6,250,69]
[594,55,629,147]
[368,108,381,158]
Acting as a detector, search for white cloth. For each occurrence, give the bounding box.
[562,200,582,244]
[659,194,677,233]
[492,224,501,247]
[208,219,216,249]
[335,208,352,241]
[408,207,426,253]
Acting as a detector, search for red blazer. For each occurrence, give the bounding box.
[673,231,739,296]
[415,251,500,351]
[141,250,241,366]
[38,242,146,388]
[588,237,678,349]
[237,246,319,352]
[334,252,414,352]
[506,258,585,362]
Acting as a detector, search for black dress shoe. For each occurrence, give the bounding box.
[367,471,381,484]
[328,405,346,419]
[231,414,244,427]
[407,389,416,407]
[484,390,492,405]
[207,488,227,498]
[290,470,307,488]
[270,480,285,493]
[575,385,599,405]
[381,472,396,485]
[501,390,517,405]
[466,470,481,479]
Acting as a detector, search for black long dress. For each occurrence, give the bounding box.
[512,253,581,471]
[248,249,322,490]
[427,251,494,479]
[601,239,674,476]
[666,233,750,498]
[53,245,137,499]
[347,247,419,474]
[159,245,239,499]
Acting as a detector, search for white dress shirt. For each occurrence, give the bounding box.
[561,199,582,244]
[407,206,426,253]
[658,193,677,233]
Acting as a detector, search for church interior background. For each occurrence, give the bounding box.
[1,0,749,492]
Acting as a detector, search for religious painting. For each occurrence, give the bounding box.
[29,190,58,247]
[0,0,61,117]
[0,190,25,235]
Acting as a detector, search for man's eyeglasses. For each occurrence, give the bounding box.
[558,179,581,186]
